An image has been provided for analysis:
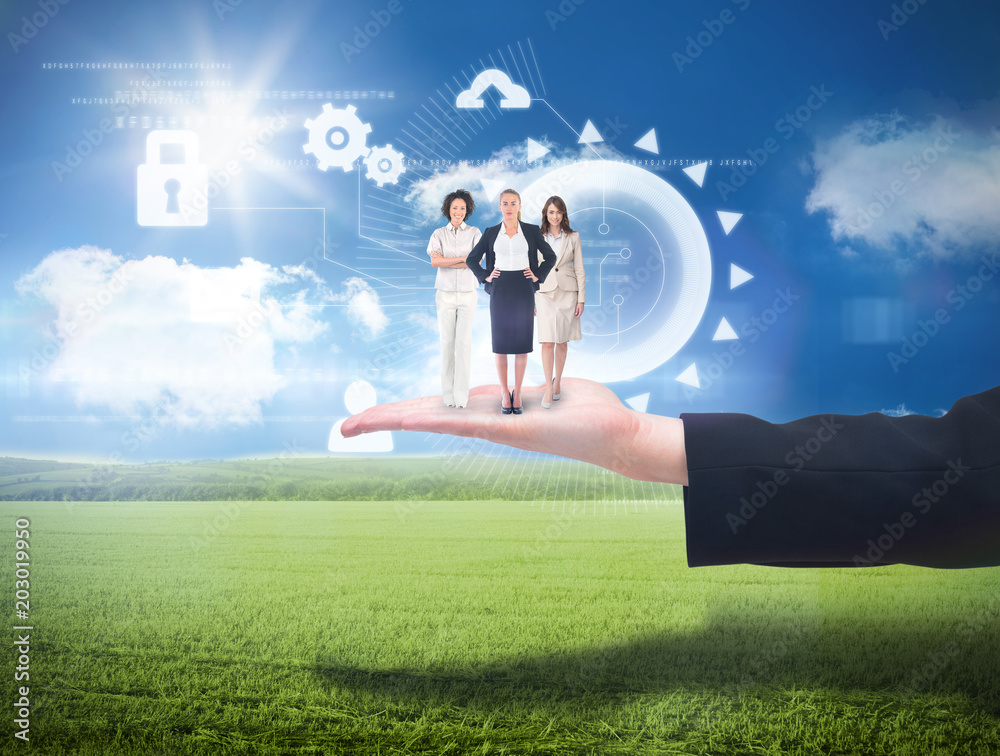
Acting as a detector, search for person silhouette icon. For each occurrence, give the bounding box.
[329,380,393,452]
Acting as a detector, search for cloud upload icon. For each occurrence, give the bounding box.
[455,69,531,109]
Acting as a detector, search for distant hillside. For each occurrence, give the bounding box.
[0,457,90,477]
[0,456,680,503]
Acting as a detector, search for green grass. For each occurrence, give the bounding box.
[3,500,1000,754]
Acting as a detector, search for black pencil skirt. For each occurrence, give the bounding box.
[489,270,534,354]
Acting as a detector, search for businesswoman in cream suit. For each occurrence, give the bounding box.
[467,189,556,413]
[535,196,585,408]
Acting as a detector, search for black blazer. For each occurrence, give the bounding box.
[681,385,1000,569]
[466,222,556,294]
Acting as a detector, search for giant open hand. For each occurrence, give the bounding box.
[341,378,688,485]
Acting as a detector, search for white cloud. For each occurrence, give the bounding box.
[282,263,328,287]
[880,403,950,418]
[880,404,914,417]
[806,109,1000,259]
[16,246,331,429]
[328,277,388,338]
[404,141,609,226]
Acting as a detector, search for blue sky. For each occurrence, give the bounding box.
[1,0,998,462]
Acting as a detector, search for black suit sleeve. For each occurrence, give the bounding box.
[680,386,1000,569]
[533,230,556,284]
[466,228,492,285]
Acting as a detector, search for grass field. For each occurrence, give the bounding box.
[4,499,1000,754]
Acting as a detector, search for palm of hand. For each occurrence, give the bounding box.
[341,378,641,471]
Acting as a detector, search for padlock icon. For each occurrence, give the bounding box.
[137,130,208,226]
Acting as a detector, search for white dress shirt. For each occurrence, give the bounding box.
[543,231,564,257]
[493,222,529,271]
[428,222,480,291]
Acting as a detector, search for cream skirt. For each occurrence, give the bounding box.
[535,287,582,343]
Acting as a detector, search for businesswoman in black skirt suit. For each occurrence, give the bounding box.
[467,189,556,413]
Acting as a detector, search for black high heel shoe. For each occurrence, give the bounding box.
[511,390,523,414]
[501,390,512,414]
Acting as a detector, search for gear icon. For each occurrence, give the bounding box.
[364,144,406,187]
[303,103,371,172]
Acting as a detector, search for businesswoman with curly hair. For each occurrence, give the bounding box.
[428,188,480,408]
[467,189,556,413]
[535,195,585,408]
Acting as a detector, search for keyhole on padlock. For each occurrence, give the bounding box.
[164,179,181,214]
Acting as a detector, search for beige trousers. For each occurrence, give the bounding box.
[436,289,478,406]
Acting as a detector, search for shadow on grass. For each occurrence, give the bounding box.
[313,604,1000,712]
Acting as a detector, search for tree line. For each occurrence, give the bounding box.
[0,473,676,502]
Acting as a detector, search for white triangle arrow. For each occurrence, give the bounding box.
[526,138,550,162]
[730,263,754,289]
[675,363,700,389]
[481,178,506,202]
[578,119,604,144]
[683,161,708,188]
[634,128,658,154]
[624,392,650,412]
[712,318,739,341]
[717,211,743,235]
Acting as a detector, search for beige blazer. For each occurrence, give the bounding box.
[537,230,585,303]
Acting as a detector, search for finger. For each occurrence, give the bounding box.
[341,395,447,436]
